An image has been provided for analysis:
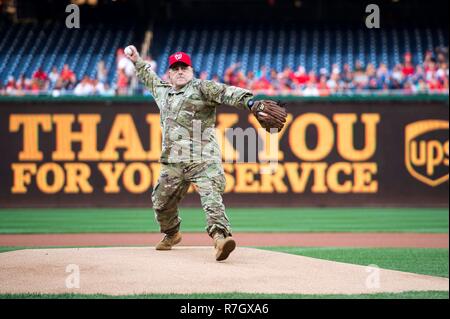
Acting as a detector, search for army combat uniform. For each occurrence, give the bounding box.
[134,56,254,239]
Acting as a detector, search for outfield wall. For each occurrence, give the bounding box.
[0,95,448,207]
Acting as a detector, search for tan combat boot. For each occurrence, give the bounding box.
[213,232,236,261]
[155,232,182,250]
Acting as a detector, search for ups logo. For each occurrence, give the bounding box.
[405,120,449,187]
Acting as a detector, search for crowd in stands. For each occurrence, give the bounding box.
[219,49,449,96]
[1,47,448,97]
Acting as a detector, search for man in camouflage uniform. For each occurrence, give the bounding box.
[125,46,279,261]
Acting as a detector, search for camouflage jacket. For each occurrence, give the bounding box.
[134,57,254,163]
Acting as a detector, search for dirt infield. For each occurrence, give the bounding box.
[0,247,448,295]
[0,232,447,248]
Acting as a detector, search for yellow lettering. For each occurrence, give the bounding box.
[123,163,151,193]
[216,114,240,162]
[248,113,293,161]
[234,163,259,193]
[36,163,65,194]
[223,163,235,193]
[327,162,353,193]
[101,114,147,161]
[52,114,101,161]
[427,140,444,176]
[260,164,288,193]
[353,163,378,193]
[9,114,52,161]
[444,140,449,166]
[289,113,334,161]
[11,163,37,193]
[284,162,313,193]
[98,163,126,193]
[64,163,93,193]
[333,113,379,161]
[311,163,328,193]
[146,114,162,160]
[411,141,427,166]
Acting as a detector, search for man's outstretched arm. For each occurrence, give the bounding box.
[124,45,171,98]
[199,80,288,133]
[199,80,254,110]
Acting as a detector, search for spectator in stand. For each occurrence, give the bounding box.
[15,74,32,95]
[32,67,49,92]
[252,70,272,92]
[390,64,404,89]
[293,66,309,87]
[48,66,60,86]
[353,60,368,90]
[415,79,428,93]
[199,71,208,80]
[96,60,108,84]
[412,65,425,84]
[117,48,135,78]
[255,65,268,81]
[436,62,448,81]
[279,67,295,93]
[303,77,320,96]
[60,64,77,90]
[436,47,448,64]
[74,76,95,96]
[246,71,256,89]
[3,47,449,97]
[145,54,158,73]
[326,72,341,93]
[92,79,105,95]
[224,62,240,86]
[376,63,390,90]
[99,82,116,96]
[402,52,415,77]
[234,70,247,89]
[425,60,437,83]
[116,68,129,95]
[340,63,353,88]
[211,74,220,83]
[317,75,330,96]
[5,76,16,95]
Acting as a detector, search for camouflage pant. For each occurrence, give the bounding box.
[151,161,231,238]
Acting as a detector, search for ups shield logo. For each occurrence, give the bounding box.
[405,120,449,187]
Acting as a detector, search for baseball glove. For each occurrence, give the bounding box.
[251,100,287,133]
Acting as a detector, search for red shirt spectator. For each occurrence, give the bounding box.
[61,64,75,82]
[402,52,415,76]
[294,66,309,85]
[117,69,129,95]
[33,68,48,82]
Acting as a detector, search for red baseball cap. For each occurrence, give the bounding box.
[168,52,192,68]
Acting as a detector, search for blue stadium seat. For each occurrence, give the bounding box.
[0,21,448,87]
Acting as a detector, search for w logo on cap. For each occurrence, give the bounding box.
[169,51,192,68]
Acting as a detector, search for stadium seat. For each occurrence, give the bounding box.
[0,21,448,87]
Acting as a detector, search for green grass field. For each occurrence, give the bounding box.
[0,291,447,299]
[0,207,448,299]
[0,207,447,233]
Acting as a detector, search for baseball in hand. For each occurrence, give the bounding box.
[124,46,133,56]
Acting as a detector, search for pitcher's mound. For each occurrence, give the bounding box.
[0,247,448,296]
